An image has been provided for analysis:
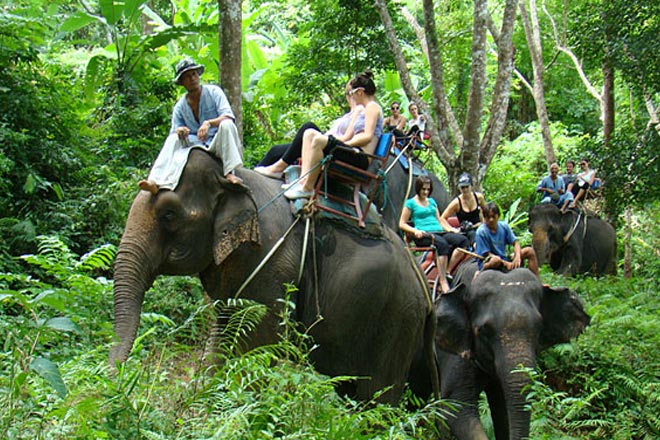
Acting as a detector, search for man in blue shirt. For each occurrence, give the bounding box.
[139,58,244,193]
[475,202,539,276]
[537,162,573,207]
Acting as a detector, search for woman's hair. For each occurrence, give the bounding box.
[350,71,376,95]
[483,201,501,218]
[415,175,433,196]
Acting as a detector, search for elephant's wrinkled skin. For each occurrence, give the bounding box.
[111,149,435,403]
[529,204,617,276]
[410,262,590,439]
[370,155,450,229]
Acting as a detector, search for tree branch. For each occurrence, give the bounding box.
[542,0,602,101]
[477,0,517,177]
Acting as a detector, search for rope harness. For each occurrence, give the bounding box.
[563,209,588,245]
[235,147,425,317]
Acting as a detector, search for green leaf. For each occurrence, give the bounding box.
[44,317,81,333]
[60,12,98,33]
[30,357,67,398]
[84,55,107,102]
[23,173,37,194]
[99,0,122,25]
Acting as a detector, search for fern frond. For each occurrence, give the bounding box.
[217,299,268,357]
[77,243,117,272]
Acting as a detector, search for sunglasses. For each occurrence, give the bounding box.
[391,106,399,110]
[347,87,364,96]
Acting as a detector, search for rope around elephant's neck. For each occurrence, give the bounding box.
[563,210,583,244]
[233,216,302,299]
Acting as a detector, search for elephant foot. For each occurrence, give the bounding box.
[138,179,159,195]
[225,172,243,185]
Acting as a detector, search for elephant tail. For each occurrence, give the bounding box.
[424,308,441,400]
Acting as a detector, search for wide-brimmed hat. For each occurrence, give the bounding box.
[173,58,205,84]
[458,173,472,187]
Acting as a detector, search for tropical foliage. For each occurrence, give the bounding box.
[0,0,658,437]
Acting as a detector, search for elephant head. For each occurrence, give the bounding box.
[436,262,590,439]
[528,204,567,267]
[529,203,617,276]
[110,150,260,365]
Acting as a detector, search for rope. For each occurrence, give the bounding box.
[257,159,328,214]
[297,217,311,284]
[404,247,434,313]
[311,219,321,320]
[563,210,583,244]
[320,155,332,199]
[234,216,301,299]
[302,216,325,336]
[404,156,414,203]
[377,169,389,211]
[384,142,412,175]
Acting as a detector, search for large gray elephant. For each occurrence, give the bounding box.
[370,154,450,230]
[410,261,590,439]
[529,204,617,276]
[111,149,437,403]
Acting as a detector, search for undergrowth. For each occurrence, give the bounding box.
[1,236,451,439]
[1,236,658,439]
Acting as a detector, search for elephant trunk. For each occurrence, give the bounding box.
[110,234,159,366]
[498,346,536,440]
[531,227,550,265]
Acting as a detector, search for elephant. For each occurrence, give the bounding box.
[409,261,591,439]
[369,154,450,230]
[110,148,438,404]
[529,204,617,276]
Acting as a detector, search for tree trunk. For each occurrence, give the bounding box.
[623,204,632,278]
[462,0,488,183]
[377,0,517,195]
[477,0,518,182]
[602,54,615,149]
[520,0,555,165]
[218,0,243,140]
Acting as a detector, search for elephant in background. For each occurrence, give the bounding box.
[409,261,590,439]
[369,155,450,230]
[529,204,617,276]
[111,149,437,403]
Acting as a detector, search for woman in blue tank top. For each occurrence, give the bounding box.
[399,176,470,293]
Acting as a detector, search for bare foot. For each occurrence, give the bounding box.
[225,173,243,185]
[138,179,158,195]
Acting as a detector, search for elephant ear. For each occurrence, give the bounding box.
[212,183,261,265]
[539,285,591,350]
[435,282,472,356]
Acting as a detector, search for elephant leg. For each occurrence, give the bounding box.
[485,381,509,440]
[439,354,489,440]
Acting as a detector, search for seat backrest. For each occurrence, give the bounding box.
[447,216,460,228]
[374,133,393,159]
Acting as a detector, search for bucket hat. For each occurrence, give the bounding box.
[174,58,205,84]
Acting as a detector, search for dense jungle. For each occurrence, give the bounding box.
[1,0,659,438]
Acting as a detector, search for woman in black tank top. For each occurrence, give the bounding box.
[441,173,487,246]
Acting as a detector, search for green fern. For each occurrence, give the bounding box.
[216,298,269,358]
[77,243,116,272]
